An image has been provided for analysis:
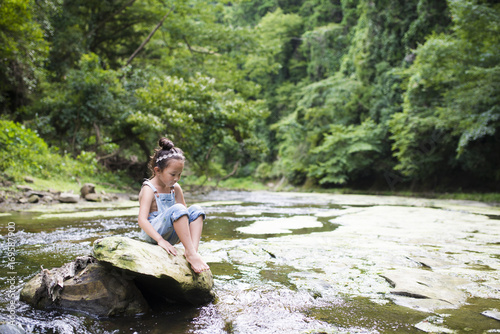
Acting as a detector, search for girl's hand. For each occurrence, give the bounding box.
[157,239,177,256]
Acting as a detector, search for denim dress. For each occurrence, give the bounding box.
[140,180,205,245]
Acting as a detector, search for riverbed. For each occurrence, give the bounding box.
[1,191,499,333]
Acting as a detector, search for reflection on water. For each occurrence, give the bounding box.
[0,191,499,333]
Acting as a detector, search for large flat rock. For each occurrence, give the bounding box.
[380,268,471,311]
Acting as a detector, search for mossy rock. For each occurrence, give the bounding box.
[93,236,214,305]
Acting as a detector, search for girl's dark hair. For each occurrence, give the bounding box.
[148,137,185,175]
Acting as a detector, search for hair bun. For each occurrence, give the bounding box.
[159,137,174,151]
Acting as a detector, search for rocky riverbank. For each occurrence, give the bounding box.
[0,178,138,212]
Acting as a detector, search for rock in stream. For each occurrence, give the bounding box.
[93,236,214,306]
[20,237,214,317]
[20,256,149,317]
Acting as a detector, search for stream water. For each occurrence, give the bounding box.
[0,190,499,333]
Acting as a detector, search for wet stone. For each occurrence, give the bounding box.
[80,183,96,197]
[482,309,500,321]
[24,176,34,183]
[16,185,33,192]
[20,257,149,317]
[28,194,40,203]
[41,195,53,202]
[18,197,28,204]
[85,193,102,202]
[27,190,48,197]
[58,193,79,203]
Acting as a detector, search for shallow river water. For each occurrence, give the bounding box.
[1,190,499,333]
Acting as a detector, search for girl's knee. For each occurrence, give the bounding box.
[188,205,206,222]
[171,203,189,222]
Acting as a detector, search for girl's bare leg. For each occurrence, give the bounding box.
[173,216,209,273]
[189,216,204,252]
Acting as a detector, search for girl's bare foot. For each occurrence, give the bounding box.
[185,252,210,273]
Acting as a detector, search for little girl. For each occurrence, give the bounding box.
[138,138,210,273]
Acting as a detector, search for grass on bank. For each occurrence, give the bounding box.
[28,176,133,194]
[1,174,135,195]
[0,120,135,195]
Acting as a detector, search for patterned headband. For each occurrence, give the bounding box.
[156,152,184,163]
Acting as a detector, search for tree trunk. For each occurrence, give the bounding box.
[93,122,102,153]
[216,161,240,186]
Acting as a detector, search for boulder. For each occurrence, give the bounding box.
[20,256,149,317]
[58,193,79,203]
[27,190,49,197]
[93,236,214,305]
[23,176,34,183]
[84,193,102,202]
[80,183,96,198]
[16,185,33,192]
[28,194,40,203]
[41,195,54,203]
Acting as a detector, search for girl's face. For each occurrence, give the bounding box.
[156,159,184,188]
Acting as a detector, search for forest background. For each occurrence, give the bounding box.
[1,0,499,199]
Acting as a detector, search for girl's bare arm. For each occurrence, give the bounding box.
[138,187,177,255]
[174,183,187,207]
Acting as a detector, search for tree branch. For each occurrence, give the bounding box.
[183,36,219,55]
[220,160,240,181]
[125,7,174,67]
[215,160,240,187]
[96,150,120,162]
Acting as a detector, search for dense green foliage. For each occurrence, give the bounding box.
[0,120,106,181]
[0,0,48,115]
[1,0,499,191]
[390,0,500,186]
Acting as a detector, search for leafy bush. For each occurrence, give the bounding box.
[308,120,383,184]
[0,120,49,177]
[0,120,101,181]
